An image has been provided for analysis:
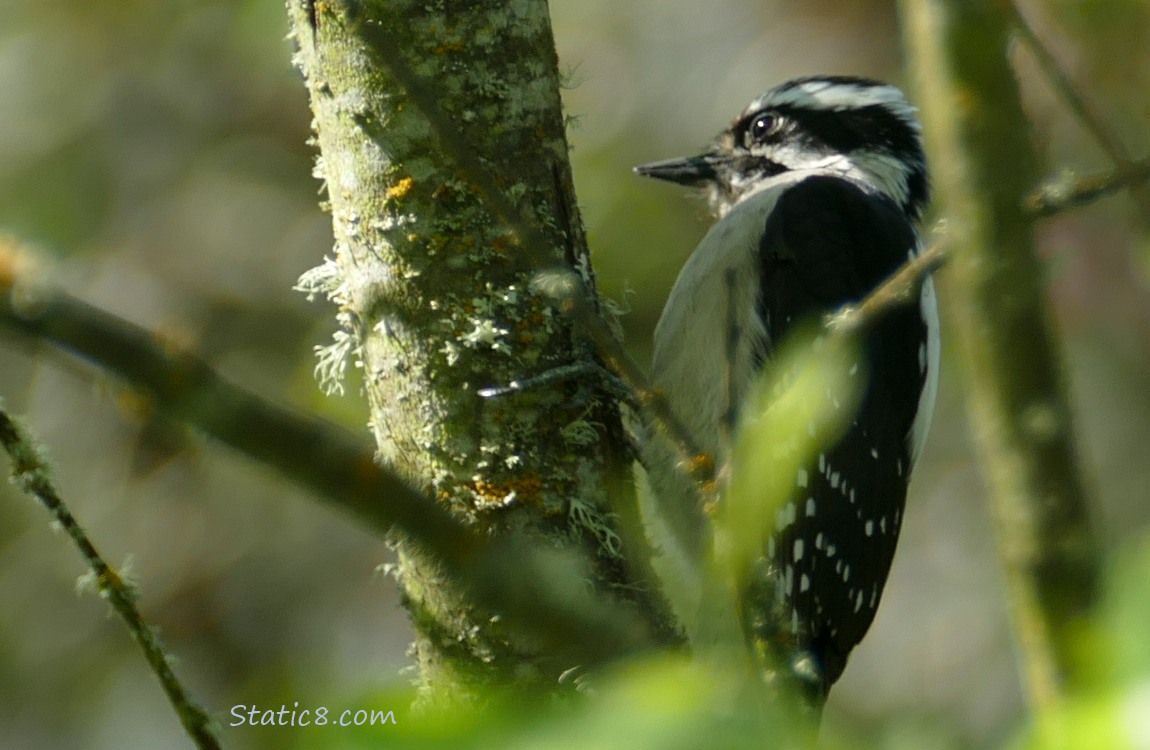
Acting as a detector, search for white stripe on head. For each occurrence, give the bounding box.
[749,78,920,131]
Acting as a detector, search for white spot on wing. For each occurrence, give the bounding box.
[865,520,874,536]
[800,574,810,593]
[793,539,805,562]
[775,501,797,532]
[796,468,809,488]
[805,497,816,517]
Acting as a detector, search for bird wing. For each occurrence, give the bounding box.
[750,175,930,690]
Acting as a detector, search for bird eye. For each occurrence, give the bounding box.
[749,113,780,142]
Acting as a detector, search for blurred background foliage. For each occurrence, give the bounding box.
[1,0,1149,748]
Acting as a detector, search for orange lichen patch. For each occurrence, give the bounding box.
[684,451,715,481]
[491,235,514,255]
[386,177,414,201]
[517,307,548,330]
[470,473,543,508]
[702,489,723,516]
[434,40,464,54]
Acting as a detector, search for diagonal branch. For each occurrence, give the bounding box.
[827,237,948,337]
[0,408,221,750]
[1023,158,1150,217]
[1009,2,1150,222]
[0,239,672,666]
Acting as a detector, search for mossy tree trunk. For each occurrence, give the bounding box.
[899,0,1101,710]
[285,0,646,705]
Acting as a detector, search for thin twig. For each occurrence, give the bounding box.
[0,409,221,750]
[1009,2,1150,221]
[827,239,949,337]
[0,240,671,666]
[1023,158,1150,217]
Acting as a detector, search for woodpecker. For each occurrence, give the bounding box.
[635,76,939,699]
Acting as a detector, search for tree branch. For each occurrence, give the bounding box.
[900,0,1101,710]
[0,240,669,670]
[1008,2,1150,222]
[0,407,220,750]
[1023,158,1150,217]
[826,237,948,337]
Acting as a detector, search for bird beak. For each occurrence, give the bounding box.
[633,152,723,187]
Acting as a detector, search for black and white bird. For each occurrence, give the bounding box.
[636,76,939,700]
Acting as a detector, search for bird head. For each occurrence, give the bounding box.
[635,76,928,220]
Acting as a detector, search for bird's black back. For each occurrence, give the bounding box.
[746,174,929,696]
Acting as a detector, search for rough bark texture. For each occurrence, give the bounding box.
[285,0,639,704]
[899,0,1100,710]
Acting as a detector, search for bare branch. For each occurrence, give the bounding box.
[824,157,1150,338]
[827,237,948,338]
[1009,2,1150,221]
[0,239,672,667]
[0,408,221,750]
[531,270,712,481]
[1024,158,1150,217]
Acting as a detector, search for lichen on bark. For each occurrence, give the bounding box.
[285,0,647,703]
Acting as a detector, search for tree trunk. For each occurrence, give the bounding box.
[899,0,1101,710]
[285,0,643,705]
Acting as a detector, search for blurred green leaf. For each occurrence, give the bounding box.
[1017,532,1150,750]
[295,657,814,750]
[715,326,863,583]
